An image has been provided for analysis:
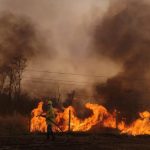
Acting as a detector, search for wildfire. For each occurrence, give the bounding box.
[30,102,47,132]
[120,111,150,136]
[55,103,116,132]
[30,101,150,136]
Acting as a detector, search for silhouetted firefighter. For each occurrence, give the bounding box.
[39,100,55,140]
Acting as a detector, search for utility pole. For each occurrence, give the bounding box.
[115,109,118,129]
[68,109,71,133]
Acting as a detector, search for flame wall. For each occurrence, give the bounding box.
[30,101,150,136]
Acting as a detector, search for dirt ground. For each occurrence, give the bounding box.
[0,133,150,150]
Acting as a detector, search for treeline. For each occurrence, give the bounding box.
[0,93,38,116]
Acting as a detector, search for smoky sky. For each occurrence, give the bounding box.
[0,0,121,97]
[94,0,150,122]
[0,12,45,70]
[0,0,150,122]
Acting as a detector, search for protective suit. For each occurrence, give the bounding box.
[46,100,55,140]
[46,101,55,125]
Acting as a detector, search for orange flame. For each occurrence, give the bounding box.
[30,101,150,136]
[30,102,47,132]
[120,111,150,136]
[55,103,116,132]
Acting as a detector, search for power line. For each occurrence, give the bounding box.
[24,69,150,81]
[22,76,150,87]
[24,69,108,78]
[22,79,89,86]
[22,77,96,84]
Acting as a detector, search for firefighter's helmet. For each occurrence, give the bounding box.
[47,100,52,106]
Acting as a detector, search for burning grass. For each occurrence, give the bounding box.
[30,101,150,136]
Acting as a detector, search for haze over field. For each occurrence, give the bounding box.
[0,0,150,122]
[0,0,121,96]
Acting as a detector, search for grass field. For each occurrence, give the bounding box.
[0,133,150,150]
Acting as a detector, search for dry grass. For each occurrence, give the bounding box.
[0,113,30,135]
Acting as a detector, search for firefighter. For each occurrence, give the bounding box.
[39,100,55,140]
[46,100,55,140]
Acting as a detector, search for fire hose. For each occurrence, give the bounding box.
[47,118,63,133]
[36,115,63,132]
[36,115,70,142]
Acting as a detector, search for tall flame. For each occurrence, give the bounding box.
[30,102,47,132]
[120,111,150,136]
[30,101,150,136]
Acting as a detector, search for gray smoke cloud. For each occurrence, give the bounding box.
[0,12,44,68]
[0,12,50,99]
[0,0,149,121]
[94,0,150,122]
[0,0,121,98]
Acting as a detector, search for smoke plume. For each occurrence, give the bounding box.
[94,0,150,122]
[1,0,150,122]
[0,12,44,70]
[0,0,121,98]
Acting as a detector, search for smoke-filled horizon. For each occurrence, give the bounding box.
[94,0,150,122]
[0,0,121,97]
[0,0,149,122]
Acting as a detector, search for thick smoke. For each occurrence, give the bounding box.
[94,0,150,122]
[2,0,150,122]
[0,12,43,69]
[0,0,120,98]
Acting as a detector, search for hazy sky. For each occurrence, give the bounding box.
[0,0,109,56]
[0,0,121,96]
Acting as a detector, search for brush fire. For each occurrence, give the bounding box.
[30,101,150,136]
[1,0,150,149]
